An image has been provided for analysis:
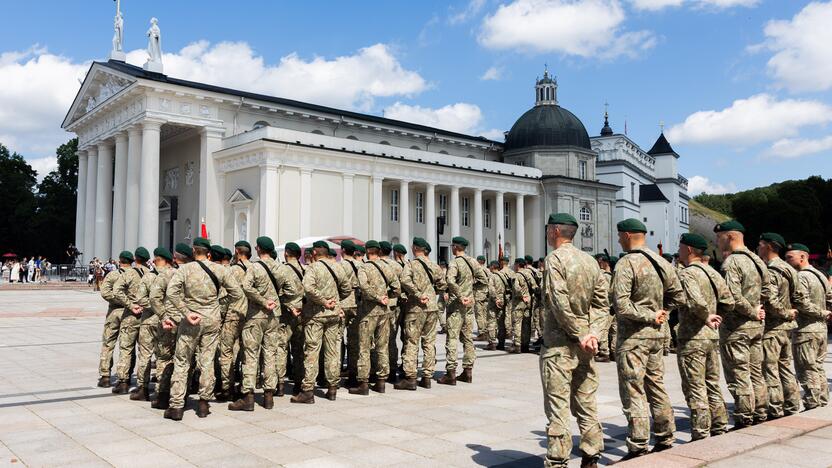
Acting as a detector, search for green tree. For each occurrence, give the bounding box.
[0,143,37,256]
[33,138,79,262]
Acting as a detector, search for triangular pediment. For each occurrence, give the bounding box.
[159,198,172,210]
[62,62,136,129]
[228,189,253,204]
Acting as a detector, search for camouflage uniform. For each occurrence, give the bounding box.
[99,268,126,379]
[794,265,832,409]
[113,263,150,383]
[595,271,614,359]
[356,259,400,382]
[301,258,351,390]
[719,247,770,426]
[677,263,733,440]
[530,265,544,340]
[512,268,535,349]
[485,268,505,345]
[540,243,608,467]
[381,258,405,376]
[340,258,361,380]
[148,266,177,394]
[217,260,249,394]
[497,266,515,345]
[612,247,685,453]
[763,257,806,417]
[134,269,160,389]
[445,254,487,372]
[474,263,490,336]
[400,256,447,379]
[274,259,306,386]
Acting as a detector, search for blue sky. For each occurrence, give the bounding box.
[2,0,830,194]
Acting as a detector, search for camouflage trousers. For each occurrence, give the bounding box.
[388,304,402,374]
[154,322,176,393]
[483,302,498,344]
[357,313,390,382]
[511,303,531,348]
[793,332,829,409]
[217,317,242,393]
[115,310,142,382]
[437,302,447,329]
[274,312,304,385]
[661,321,672,352]
[496,304,509,345]
[169,316,221,408]
[401,311,439,379]
[445,302,475,372]
[597,314,615,359]
[343,307,359,378]
[617,338,675,452]
[240,316,278,393]
[677,339,728,440]
[763,329,800,417]
[98,308,124,377]
[135,312,158,387]
[474,297,488,335]
[720,327,768,426]
[302,315,343,390]
[531,304,543,340]
[540,342,602,467]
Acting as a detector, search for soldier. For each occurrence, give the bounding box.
[539,213,607,468]
[613,218,685,460]
[661,252,677,356]
[676,233,732,440]
[149,243,191,410]
[439,236,487,385]
[758,232,805,418]
[474,255,489,341]
[350,240,400,394]
[437,261,449,334]
[395,237,447,390]
[482,261,502,351]
[111,247,151,394]
[714,220,769,428]
[496,256,514,350]
[593,253,614,363]
[511,258,533,353]
[215,241,251,402]
[785,243,832,409]
[525,255,543,345]
[97,251,131,387]
[274,242,306,397]
[162,237,244,420]
[380,241,405,383]
[339,240,361,388]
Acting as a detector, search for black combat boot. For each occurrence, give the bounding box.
[437,372,456,386]
[290,390,315,404]
[196,399,211,418]
[485,343,497,351]
[97,376,111,387]
[163,407,184,421]
[496,340,505,351]
[650,443,672,453]
[326,386,337,401]
[151,391,170,409]
[457,368,473,383]
[129,386,149,401]
[111,381,129,394]
[263,390,274,409]
[227,392,254,411]
[580,454,599,468]
[394,378,417,391]
[349,382,369,395]
[373,380,386,393]
[418,376,432,389]
[276,382,285,397]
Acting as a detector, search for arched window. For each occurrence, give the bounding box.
[311,130,325,135]
[579,207,591,222]
[410,145,421,150]
[379,140,391,145]
[253,121,269,130]
[346,135,358,140]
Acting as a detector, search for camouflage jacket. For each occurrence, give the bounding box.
[612,247,686,340]
[114,265,150,309]
[765,257,809,331]
[148,266,177,321]
[100,268,126,313]
[600,270,614,313]
[242,256,281,320]
[135,268,159,314]
[358,259,400,316]
[512,268,535,309]
[678,262,734,341]
[303,258,351,318]
[400,256,446,314]
[488,270,507,309]
[719,247,770,332]
[380,258,404,307]
[796,265,832,333]
[339,258,361,310]
[498,266,515,302]
[447,254,487,306]
[542,242,608,345]
[473,263,490,302]
[166,259,244,323]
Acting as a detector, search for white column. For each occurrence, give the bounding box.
[138,120,162,248]
[371,176,383,240]
[495,191,505,258]
[259,162,279,237]
[94,142,114,260]
[529,195,543,258]
[450,186,460,239]
[515,194,525,257]
[425,183,436,261]
[199,127,224,242]
[84,147,98,262]
[299,168,313,238]
[124,126,142,249]
[473,188,483,257]
[217,172,227,242]
[75,151,88,259]
[342,173,354,235]
[399,179,410,247]
[111,132,128,256]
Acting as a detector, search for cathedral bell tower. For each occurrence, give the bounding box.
[535,66,558,106]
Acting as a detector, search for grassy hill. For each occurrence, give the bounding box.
[687,199,730,257]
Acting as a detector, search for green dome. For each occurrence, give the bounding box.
[504,105,591,152]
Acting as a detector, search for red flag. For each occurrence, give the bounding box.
[657,243,664,255]
[498,234,504,259]
[200,217,208,239]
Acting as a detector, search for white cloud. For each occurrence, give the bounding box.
[480,66,503,80]
[449,0,487,24]
[630,0,684,11]
[760,1,832,92]
[688,176,736,195]
[478,0,656,59]
[768,136,832,159]
[629,0,757,10]
[28,156,59,183]
[665,93,832,146]
[383,102,485,134]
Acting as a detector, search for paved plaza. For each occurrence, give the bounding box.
[0,288,830,467]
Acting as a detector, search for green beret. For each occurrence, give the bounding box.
[355,245,366,254]
[714,219,745,233]
[538,257,544,263]
[234,240,251,251]
[193,237,211,249]
[174,243,192,258]
[224,248,233,260]
[488,261,499,268]
[393,244,407,254]
[365,240,380,249]
[547,212,578,226]
[312,240,329,249]
[476,255,486,262]
[412,237,430,252]
[594,253,610,262]
[680,233,708,251]
[256,236,275,252]
[501,256,510,262]
[514,258,526,266]
[524,255,534,264]
[617,218,647,233]
[341,240,356,254]
[379,241,393,252]
[284,242,301,256]
[328,248,337,257]
[153,247,173,262]
[760,232,786,249]
[609,255,619,264]
[118,250,134,262]
[786,243,810,254]
[210,244,225,260]
[452,236,469,247]
[661,253,674,262]
[134,246,150,261]
[304,247,313,255]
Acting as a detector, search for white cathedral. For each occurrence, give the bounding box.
[65,19,689,264]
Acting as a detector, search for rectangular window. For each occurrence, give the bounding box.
[631,182,636,202]
[504,201,511,230]
[390,189,399,222]
[416,192,424,223]
[484,200,491,228]
[462,197,470,227]
[439,194,448,225]
[578,160,587,180]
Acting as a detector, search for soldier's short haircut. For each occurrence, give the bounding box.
[765,240,782,253]
[193,246,209,257]
[235,246,251,258]
[556,224,577,240]
[690,246,705,256]
[367,247,380,255]
[173,252,190,262]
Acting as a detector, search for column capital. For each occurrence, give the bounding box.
[114,131,128,142]
[200,125,226,138]
[96,140,114,151]
[127,124,143,136]
[300,167,314,175]
[372,175,384,182]
[141,118,165,131]
[86,145,99,156]
[342,172,355,180]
